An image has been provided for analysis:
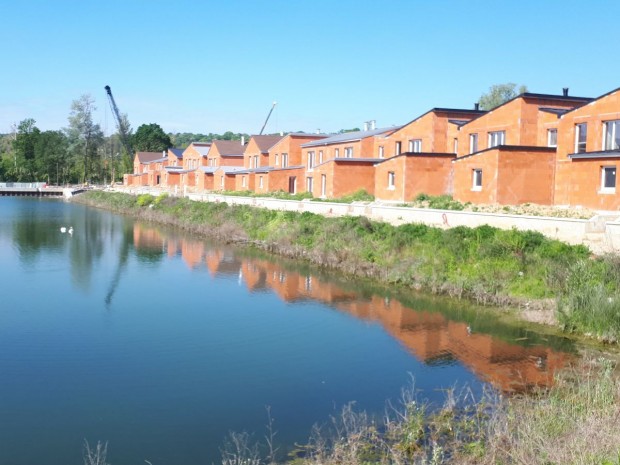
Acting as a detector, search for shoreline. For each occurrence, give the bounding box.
[72,190,620,344]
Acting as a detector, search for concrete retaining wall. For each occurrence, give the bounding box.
[118,187,620,253]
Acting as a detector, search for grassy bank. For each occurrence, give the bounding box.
[84,357,620,464]
[75,190,620,342]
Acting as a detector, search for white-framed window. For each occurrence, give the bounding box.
[575,123,587,153]
[488,131,505,148]
[388,171,395,190]
[282,153,288,168]
[321,174,327,197]
[453,138,458,153]
[275,154,279,166]
[254,155,259,168]
[305,276,312,291]
[242,176,246,187]
[319,150,323,164]
[603,120,620,151]
[547,129,558,147]
[472,169,482,191]
[334,148,340,158]
[601,166,616,193]
[307,151,315,169]
[378,146,384,158]
[409,139,422,153]
[259,176,264,189]
[469,133,478,153]
[395,141,402,155]
[220,175,224,188]
[344,146,354,158]
[306,176,313,193]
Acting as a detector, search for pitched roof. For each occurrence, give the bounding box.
[136,152,163,163]
[301,127,396,148]
[212,140,245,156]
[560,86,620,117]
[168,148,184,159]
[250,135,284,153]
[188,142,211,156]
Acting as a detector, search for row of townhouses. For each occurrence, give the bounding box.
[125,86,620,211]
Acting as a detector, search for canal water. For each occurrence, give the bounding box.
[0,197,576,464]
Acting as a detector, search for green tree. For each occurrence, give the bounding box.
[479,83,528,110]
[34,130,69,185]
[132,123,172,152]
[13,118,41,181]
[66,94,104,184]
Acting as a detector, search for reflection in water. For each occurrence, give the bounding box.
[132,222,574,393]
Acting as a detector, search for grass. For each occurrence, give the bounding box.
[85,357,620,464]
[76,191,620,343]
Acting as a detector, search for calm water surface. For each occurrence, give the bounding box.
[0,197,576,464]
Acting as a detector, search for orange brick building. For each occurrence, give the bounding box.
[452,91,592,205]
[554,87,620,210]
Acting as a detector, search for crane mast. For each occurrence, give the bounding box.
[104,85,134,158]
[259,101,277,135]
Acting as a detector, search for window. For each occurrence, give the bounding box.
[242,176,246,187]
[378,146,384,158]
[388,171,395,190]
[344,147,353,158]
[306,176,313,193]
[409,139,422,153]
[395,141,402,155]
[547,129,558,147]
[307,151,315,169]
[604,120,620,150]
[488,131,505,148]
[601,166,616,193]
[469,134,478,153]
[472,169,482,191]
[259,176,264,189]
[321,174,326,197]
[319,150,323,164]
[220,176,224,188]
[282,153,288,168]
[335,148,340,158]
[453,138,458,153]
[275,154,279,165]
[575,123,587,153]
[253,155,259,168]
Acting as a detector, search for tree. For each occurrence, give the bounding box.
[34,130,69,185]
[132,123,171,152]
[12,118,41,181]
[66,95,104,184]
[479,83,528,110]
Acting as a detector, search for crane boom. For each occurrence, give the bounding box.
[259,101,277,135]
[104,85,134,157]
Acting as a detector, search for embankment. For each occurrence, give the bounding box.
[74,190,620,343]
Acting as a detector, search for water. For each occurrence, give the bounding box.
[0,197,576,464]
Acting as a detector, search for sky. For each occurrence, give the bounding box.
[2,0,620,137]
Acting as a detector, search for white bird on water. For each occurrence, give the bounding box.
[60,227,66,233]
[68,226,73,235]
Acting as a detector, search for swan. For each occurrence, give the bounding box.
[68,227,73,235]
[60,227,67,233]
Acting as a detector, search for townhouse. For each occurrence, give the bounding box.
[126,151,163,186]
[301,125,395,198]
[374,107,485,202]
[201,140,245,191]
[234,135,283,192]
[180,142,211,189]
[162,148,184,188]
[554,88,620,210]
[451,91,592,205]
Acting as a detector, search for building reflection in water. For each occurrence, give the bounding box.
[132,222,573,393]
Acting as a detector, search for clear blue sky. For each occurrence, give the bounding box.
[2,0,619,137]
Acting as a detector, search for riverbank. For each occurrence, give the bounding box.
[74,191,620,343]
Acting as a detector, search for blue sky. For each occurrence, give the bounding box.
[2,0,619,137]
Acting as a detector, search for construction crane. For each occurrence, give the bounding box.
[259,101,277,135]
[104,85,134,158]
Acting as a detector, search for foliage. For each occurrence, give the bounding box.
[169,131,251,148]
[65,94,104,184]
[132,123,172,152]
[479,82,528,110]
[414,193,466,210]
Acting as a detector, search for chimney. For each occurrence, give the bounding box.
[241,135,245,145]
[163,150,166,157]
[316,129,320,134]
[363,122,369,131]
[370,120,376,130]
[474,103,480,111]
[563,87,569,97]
[280,131,284,137]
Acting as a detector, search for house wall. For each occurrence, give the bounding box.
[301,139,363,169]
[268,135,326,168]
[374,156,406,201]
[234,173,255,192]
[453,150,500,204]
[496,149,556,205]
[554,89,620,209]
[265,167,304,194]
[309,161,376,198]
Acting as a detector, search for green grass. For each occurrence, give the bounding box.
[78,191,620,343]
